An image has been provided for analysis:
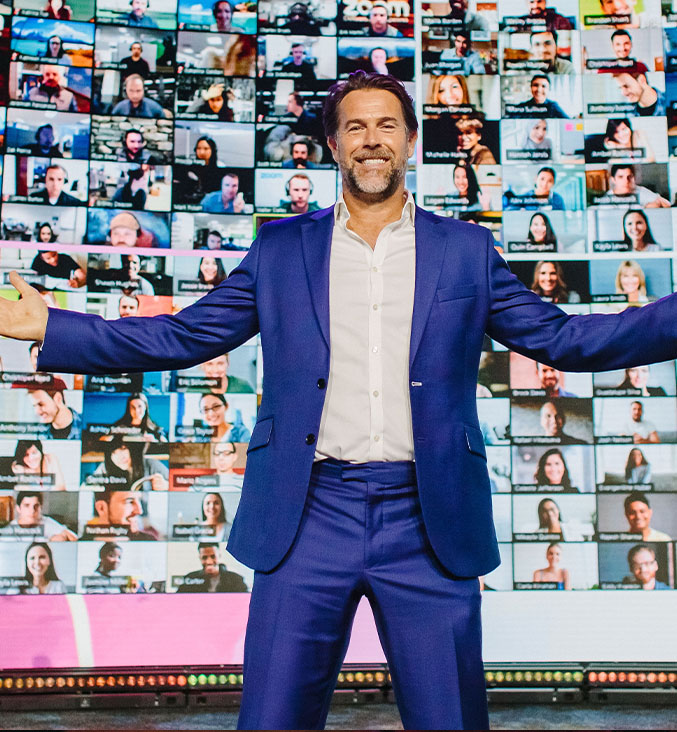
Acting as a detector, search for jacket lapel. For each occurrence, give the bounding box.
[410,207,446,368]
[300,208,334,351]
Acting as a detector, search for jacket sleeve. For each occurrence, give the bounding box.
[485,233,677,372]
[37,229,263,376]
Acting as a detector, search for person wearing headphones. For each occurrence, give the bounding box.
[280,173,319,213]
[28,165,82,206]
[125,0,158,27]
[120,42,151,79]
[28,125,62,158]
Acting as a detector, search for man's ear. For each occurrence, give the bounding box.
[94,500,109,522]
[327,136,339,163]
[407,130,418,159]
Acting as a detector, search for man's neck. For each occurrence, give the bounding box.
[51,405,73,430]
[342,186,408,250]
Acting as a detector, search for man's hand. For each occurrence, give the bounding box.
[0,272,49,342]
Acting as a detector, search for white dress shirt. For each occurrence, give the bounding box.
[315,192,416,463]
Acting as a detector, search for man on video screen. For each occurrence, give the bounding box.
[177,542,247,592]
[25,66,77,111]
[29,165,81,206]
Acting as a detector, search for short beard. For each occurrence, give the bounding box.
[341,158,407,204]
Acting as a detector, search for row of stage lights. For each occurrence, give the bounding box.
[1,664,677,697]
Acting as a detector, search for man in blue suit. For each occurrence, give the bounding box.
[2,72,677,730]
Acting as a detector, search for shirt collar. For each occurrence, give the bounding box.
[334,190,415,227]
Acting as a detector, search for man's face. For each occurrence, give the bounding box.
[40,251,59,267]
[110,226,138,247]
[131,0,148,17]
[530,78,549,104]
[535,171,555,195]
[98,492,143,527]
[454,34,469,57]
[126,78,145,106]
[286,94,299,114]
[201,354,229,379]
[102,548,122,572]
[626,500,652,532]
[17,497,42,526]
[292,143,309,164]
[208,95,224,113]
[126,255,141,275]
[125,132,144,154]
[44,168,65,198]
[611,168,635,195]
[631,401,643,422]
[530,32,557,62]
[199,546,220,575]
[213,442,237,472]
[291,45,304,64]
[448,0,468,14]
[37,127,54,148]
[221,175,238,202]
[630,548,657,585]
[612,34,632,59]
[540,402,563,436]
[370,6,389,33]
[130,43,142,59]
[600,0,634,15]
[42,66,62,88]
[616,73,644,102]
[328,89,416,202]
[30,390,60,424]
[118,296,139,317]
[288,177,311,211]
[206,233,222,249]
[528,0,547,14]
[538,364,561,391]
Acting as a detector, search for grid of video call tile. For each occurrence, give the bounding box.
[1,0,677,594]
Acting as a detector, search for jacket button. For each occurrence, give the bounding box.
[317,378,326,389]
[305,433,316,445]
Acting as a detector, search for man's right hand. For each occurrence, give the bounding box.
[0,272,49,342]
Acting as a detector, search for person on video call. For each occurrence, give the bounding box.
[111,74,165,118]
[20,542,67,594]
[621,399,659,443]
[28,164,81,206]
[30,250,85,289]
[506,166,565,210]
[280,173,320,213]
[43,35,71,64]
[625,447,651,484]
[6,70,677,731]
[623,544,670,589]
[28,386,81,439]
[445,0,489,32]
[25,65,77,111]
[187,82,234,121]
[519,0,572,30]
[439,31,485,75]
[529,30,574,74]
[536,362,577,397]
[177,542,248,592]
[532,541,571,588]
[200,172,246,213]
[195,393,251,443]
[198,352,254,393]
[511,73,568,117]
[282,2,322,35]
[125,0,158,27]
[82,489,158,540]
[365,1,402,37]
[613,72,666,116]
[29,124,62,157]
[539,399,587,443]
[120,42,151,79]
[596,163,670,207]
[282,139,318,168]
[624,491,671,541]
[286,91,321,136]
[281,43,317,81]
[117,129,156,164]
[7,492,76,541]
[596,30,648,74]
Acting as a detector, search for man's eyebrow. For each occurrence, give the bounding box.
[342,116,401,127]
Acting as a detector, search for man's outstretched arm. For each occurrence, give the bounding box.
[1,236,261,377]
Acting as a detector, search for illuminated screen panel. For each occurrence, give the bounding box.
[0,0,675,668]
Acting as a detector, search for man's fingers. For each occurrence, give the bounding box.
[8,271,35,298]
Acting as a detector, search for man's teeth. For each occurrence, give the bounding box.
[361,158,387,164]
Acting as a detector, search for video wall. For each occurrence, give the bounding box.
[0,0,676,599]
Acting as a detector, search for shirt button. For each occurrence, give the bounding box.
[374,435,380,442]
[373,390,379,397]
[317,378,326,389]
[305,434,316,445]
[372,304,379,310]
[372,346,379,353]
[372,266,378,272]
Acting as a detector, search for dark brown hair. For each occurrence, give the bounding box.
[322,71,418,140]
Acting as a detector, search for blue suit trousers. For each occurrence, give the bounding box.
[237,460,489,730]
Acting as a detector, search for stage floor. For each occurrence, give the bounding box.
[2,702,677,729]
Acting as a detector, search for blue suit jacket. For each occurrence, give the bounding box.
[38,207,677,576]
